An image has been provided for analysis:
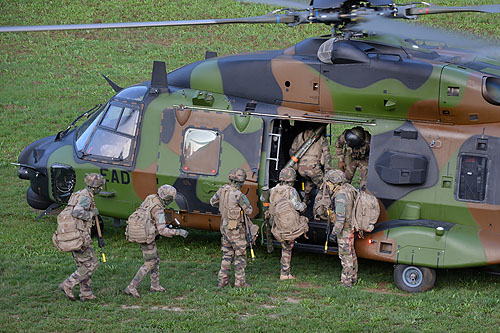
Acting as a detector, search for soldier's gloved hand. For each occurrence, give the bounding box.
[177,229,189,238]
[329,232,337,243]
[338,161,346,172]
[92,208,99,216]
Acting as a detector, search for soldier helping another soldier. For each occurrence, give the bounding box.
[325,169,358,287]
[335,126,371,189]
[289,127,332,204]
[267,167,309,280]
[210,168,258,288]
[53,173,105,301]
[124,185,189,298]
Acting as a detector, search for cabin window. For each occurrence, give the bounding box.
[75,101,141,165]
[181,128,221,175]
[457,155,488,202]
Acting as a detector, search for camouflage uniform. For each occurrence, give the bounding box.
[210,168,253,288]
[335,127,371,189]
[290,128,332,203]
[58,173,104,301]
[125,185,188,298]
[265,167,307,280]
[326,170,358,287]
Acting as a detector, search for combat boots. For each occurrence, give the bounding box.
[58,282,76,301]
[150,285,166,292]
[234,281,250,288]
[80,294,97,302]
[217,281,229,289]
[280,274,297,281]
[124,285,141,298]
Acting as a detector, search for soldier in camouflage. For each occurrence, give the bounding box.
[266,167,307,280]
[210,168,253,288]
[58,173,105,301]
[290,127,332,204]
[335,126,371,189]
[325,169,358,288]
[124,185,189,298]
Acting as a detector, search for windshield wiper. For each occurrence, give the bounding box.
[56,104,102,140]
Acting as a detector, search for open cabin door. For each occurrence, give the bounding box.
[157,107,264,230]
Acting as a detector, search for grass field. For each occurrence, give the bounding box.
[1,0,500,331]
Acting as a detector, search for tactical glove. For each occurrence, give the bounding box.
[92,208,99,216]
[338,161,346,172]
[177,229,189,238]
[328,232,337,243]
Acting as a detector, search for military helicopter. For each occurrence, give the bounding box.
[2,0,500,292]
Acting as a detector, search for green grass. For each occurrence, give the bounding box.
[1,0,500,331]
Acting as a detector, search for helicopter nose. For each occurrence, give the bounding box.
[17,135,55,210]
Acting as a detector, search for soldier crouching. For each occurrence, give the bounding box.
[124,185,188,298]
[55,173,105,301]
[210,168,254,288]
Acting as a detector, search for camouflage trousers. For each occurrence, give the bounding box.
[280,240,294,276]
[62,244,99,298]
[218,227,247,287]
[344,156,368,189]
[129,242,161,289]
[297,163,324,202]
[337,232,358,286]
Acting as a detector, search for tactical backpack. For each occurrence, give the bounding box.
[313,182,333,221]
[52,192,90,252]
[125,195,159,244]
[352,190,380,234]
[270,185,309,243]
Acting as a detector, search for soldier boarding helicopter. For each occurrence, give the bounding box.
[2,0,500,292]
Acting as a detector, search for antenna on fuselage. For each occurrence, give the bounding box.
[150,60,169,95]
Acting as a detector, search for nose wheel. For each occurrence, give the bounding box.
[394,264,436,293]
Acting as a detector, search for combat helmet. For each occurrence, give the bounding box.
[228,168,246,183]
[325,169,346,185]
[158,184,177,203]
[345,127,365,148]
[84,173,105,188]
[279,167,296,182]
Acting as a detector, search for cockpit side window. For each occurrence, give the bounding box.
[76,101,142,166]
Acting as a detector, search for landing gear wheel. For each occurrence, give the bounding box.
[394,264,436,293]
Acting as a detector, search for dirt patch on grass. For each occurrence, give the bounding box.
[294,281,322,289]
[174,295,187,301]
[260,304,276,309]
[151,306,185,312]
[285,297,301,304]
[364,282,410,297]
[121,305,141,310]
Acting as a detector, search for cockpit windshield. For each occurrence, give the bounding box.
[75,99,142,165]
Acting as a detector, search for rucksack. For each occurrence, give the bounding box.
[352,190,380,234]
[270,184,308,243]
[52,191,90,252]
[125,195,158,244]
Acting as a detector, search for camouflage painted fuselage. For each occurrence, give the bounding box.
[18,36,500,269]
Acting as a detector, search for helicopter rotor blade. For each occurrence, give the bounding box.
[236,0,309,10]
[407,4,500,16]
[356,16,500,57]
[0,14,298,33]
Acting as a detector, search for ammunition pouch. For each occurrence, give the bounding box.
[227,208,241,230]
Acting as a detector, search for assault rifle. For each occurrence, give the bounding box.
[242,211,256,261]
[261,186,274,253]
[324,209,331,253]
[94,215,107,265]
